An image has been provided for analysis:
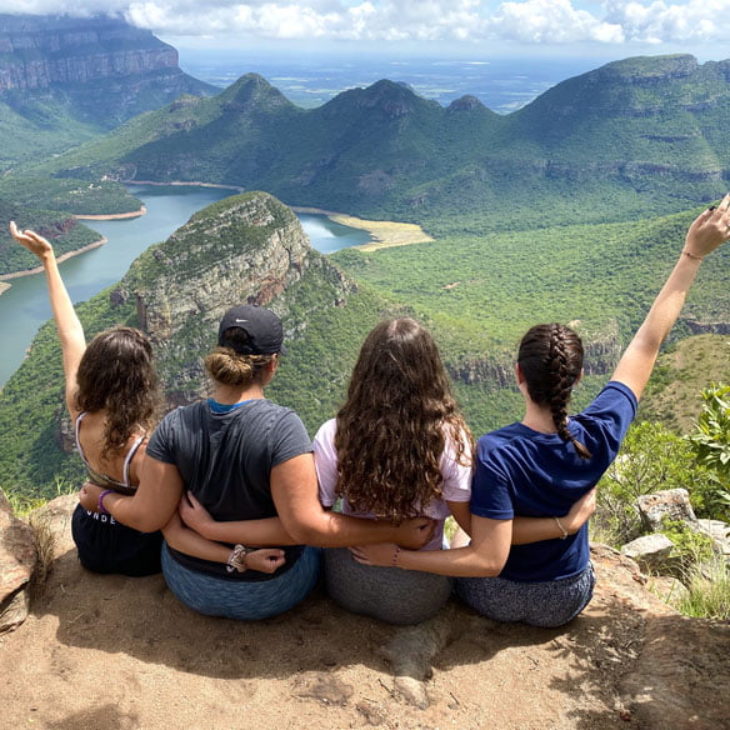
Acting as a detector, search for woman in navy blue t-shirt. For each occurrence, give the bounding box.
[353,198,730,627]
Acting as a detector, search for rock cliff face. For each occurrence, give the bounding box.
[0,14,215,127]
[115,191,356,402]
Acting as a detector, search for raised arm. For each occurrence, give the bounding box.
[9,222,85,418]
[611,200,730,401]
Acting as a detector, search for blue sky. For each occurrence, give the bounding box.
[4,1,730,61]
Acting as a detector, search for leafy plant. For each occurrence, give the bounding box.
[660,518,715,569]
[596,421,719,545]
[688,384,730,475]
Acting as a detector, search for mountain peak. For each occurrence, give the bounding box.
[341,78,437,118]
[597,54,698,81]
[447,95,486,112]
[220,73,294,112]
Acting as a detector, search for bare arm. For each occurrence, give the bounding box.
[9,222,86,417]
[176,454,434,548]
[352,515,513,578]
[612,200,730,400]
[270,454,435,548]
[179,491,296,544]
[163,511,235,562]
[163,512,286,574]
[79,456,184,533]
[511,488,596,544]
[449,486,595,545]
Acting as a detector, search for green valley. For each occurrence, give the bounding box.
[2,192,728,498]
[28,54,730,239]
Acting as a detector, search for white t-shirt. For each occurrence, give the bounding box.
[313,418,472,551]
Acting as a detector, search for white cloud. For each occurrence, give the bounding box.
[4,0,730,46]
[603,1,730,43]
[487,0,624,44]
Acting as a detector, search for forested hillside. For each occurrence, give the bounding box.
[2,192,728,498]
[32,55,730,236]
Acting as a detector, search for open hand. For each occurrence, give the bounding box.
[8,221,54,259]
[350,542,398,568]
[245,548,287,574]
[685,194,730,257]
[178,491,215,537]
[394,516,436,549]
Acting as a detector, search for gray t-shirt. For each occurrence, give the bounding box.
[147,398,313,580]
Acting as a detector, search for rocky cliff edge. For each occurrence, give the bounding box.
[1,493,728,730]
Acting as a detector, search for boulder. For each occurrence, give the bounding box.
[696,518,730,561]
[637,488,697,531]
[621,533,675,572]
[0,489,37,633]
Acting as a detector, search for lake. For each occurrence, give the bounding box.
[0,185,372,386]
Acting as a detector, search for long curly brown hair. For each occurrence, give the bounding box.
[74,326,161,455]
[334,318,473,522]
[518,323,592,459]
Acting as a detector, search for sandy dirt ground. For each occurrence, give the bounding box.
[1,497,728,730]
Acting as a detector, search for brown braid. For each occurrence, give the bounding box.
[518,323,592,460]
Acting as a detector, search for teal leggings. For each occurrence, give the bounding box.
[161,542,321,620]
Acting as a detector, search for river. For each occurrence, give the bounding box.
[0,184,372,386]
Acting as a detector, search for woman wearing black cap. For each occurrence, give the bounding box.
[81,305,435,620]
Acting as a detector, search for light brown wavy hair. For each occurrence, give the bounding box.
[204,327,277,388]
[75,326,161,455]
[334,318,473,522]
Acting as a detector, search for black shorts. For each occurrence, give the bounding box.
[71,503,162,577]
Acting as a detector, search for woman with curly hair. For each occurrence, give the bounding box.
[180,317,594,624]
[353,201,730,627]
[9,222,164,575]
[10,223,281,578]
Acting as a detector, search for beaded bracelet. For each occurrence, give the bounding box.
[226,544,253,573]
[554,516,568,540]
[392,546,401,567]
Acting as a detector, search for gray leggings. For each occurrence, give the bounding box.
[324,547,453,625]
[455,563,596,628]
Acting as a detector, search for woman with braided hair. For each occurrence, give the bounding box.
[353,198,730,627]
[178,317,596,624]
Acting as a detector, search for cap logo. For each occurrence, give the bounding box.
[235,319,248,323]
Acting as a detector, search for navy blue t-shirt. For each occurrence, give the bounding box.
[470,382,637,582]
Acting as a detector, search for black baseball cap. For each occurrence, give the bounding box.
[217,305,285,355]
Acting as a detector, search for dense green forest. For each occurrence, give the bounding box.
[24,54,730,239]
[2,192,728,499]
[0,199,101,276]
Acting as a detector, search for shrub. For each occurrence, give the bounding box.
[596,421,718,545]
[687,384,730,519]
